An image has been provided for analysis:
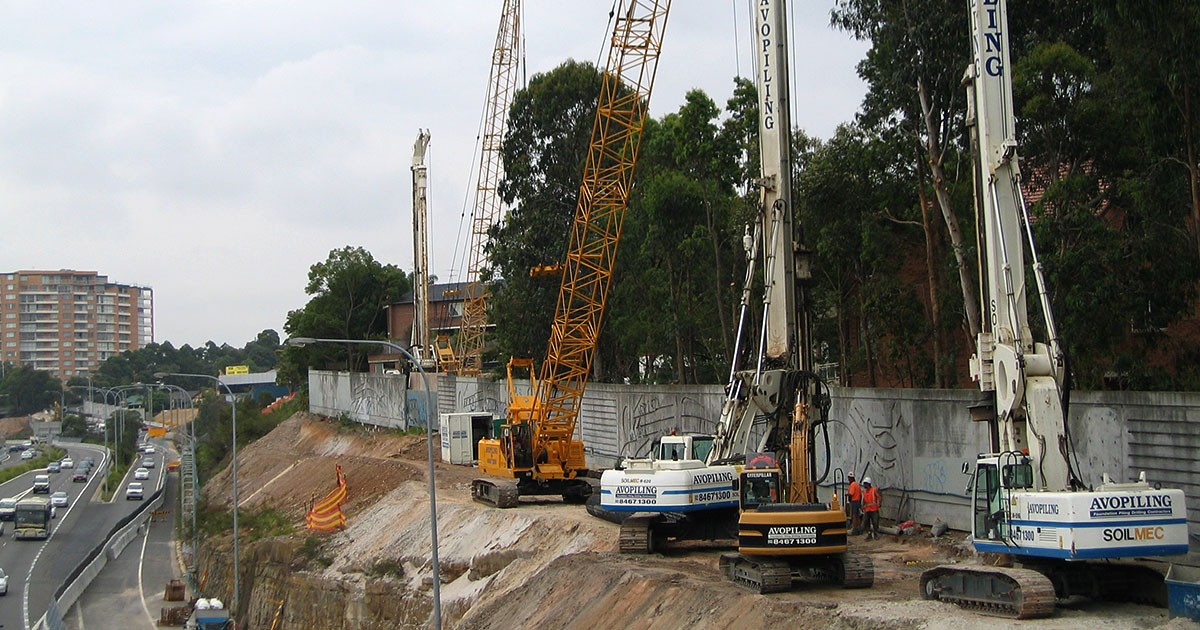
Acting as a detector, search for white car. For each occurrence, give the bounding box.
[20,450,34,460]
[0,567,7,595]
[125,482,144,501]
[141,457,155,469]
[60,458,74,469]
[50,491,68,508]
[134,467,150,480]
[142,444,155,454]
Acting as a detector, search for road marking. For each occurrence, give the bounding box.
[137,520,156,629]
[23,442,109,630]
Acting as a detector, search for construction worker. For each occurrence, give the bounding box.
[862,477,881,540]
[846,472,862,534]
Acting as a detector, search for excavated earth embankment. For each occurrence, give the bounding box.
[194,413,1195,630]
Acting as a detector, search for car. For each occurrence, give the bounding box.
[72,470,88,483]
[50,491,68,508]
[7,444,23,452]
[47,462,60,473]
[20,450,34,460]
[141,457,155,469]
[0,499,16,522]
[81,458,95,469]
[32,474,50,494]
[0,568,8,595]
[125,482,144,500]
[142,444,155,454]
[134,467,150,480]
[60,458,74,469]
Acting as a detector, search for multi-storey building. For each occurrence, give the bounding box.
[0,270,153,380]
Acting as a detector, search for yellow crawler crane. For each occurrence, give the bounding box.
[456,0,524,376]
[472,0,672,508]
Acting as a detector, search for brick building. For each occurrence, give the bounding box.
[373,282,481,372]
[1,269,153,379]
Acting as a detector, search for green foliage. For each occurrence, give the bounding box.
[488,61,607,362]
[241,506,294,542]
[297,535,334,568]
[368,558,406,579]
[0,367,61,416]
[88,332,282,389]
[0,447,66,484]
[280,246,410,378]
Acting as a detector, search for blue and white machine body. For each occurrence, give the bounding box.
[600,434,740,512]
[964,0,1188,561]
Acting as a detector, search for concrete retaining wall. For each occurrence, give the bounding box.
[309,370,1200,542]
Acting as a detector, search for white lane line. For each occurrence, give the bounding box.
[75,599,86,630]
[23,443,108,630]
[137,521,155,629]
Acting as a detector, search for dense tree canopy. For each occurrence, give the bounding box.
[466,1,1200,391]
[279,246,411,382]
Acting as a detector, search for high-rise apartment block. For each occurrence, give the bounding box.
[1,270,153,380]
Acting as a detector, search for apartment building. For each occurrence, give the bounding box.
[0,270,153,380]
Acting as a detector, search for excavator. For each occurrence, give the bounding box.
[471,0,672,508]
[918,0,1189,618]
[597,0,872,593]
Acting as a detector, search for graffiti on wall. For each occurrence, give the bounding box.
[825,400,908,490]
[344,374,406,428]
[618,393,719,459]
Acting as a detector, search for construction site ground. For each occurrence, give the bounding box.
[201,413,1199,629]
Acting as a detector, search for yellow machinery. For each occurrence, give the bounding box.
[472,0,672,508]
[456,0,524,376]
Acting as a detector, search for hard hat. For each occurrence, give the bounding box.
[847,472,855,478]
[863,477,873,485]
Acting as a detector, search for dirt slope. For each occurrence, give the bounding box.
[197,413,1196,630]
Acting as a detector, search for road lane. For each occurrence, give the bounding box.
[65,441,179,630]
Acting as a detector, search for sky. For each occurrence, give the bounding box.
[0,1,869,350]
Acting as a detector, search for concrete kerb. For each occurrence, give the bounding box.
[33,486,166,630]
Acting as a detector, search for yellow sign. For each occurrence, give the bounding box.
[148,427,167,437]
[224,365,250,375]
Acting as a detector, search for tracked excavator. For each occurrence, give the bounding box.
[471,0,672,508]
[596,0,872,594]
[917,0,1190,618]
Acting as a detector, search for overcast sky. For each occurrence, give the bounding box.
[0,1,868,349]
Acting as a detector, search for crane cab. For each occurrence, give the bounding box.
[966,453,1189,560]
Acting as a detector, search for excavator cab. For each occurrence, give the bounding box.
[739,470,781,511]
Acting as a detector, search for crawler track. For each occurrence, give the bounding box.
[838,552,874,588]
[619,514,656,554]
[471,478,520,508]
[920,565,1056,619]
[720,554,792,593]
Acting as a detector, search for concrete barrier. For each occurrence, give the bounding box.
[34,485,166,630]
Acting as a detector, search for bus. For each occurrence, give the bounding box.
[14,497,52,540]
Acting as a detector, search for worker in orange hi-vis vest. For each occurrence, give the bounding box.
[846,472,863,534]
[862,477,882,540]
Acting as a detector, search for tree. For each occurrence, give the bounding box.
[281,246,409,374]
[0,367,61,416]
[487,60,606,363]
[832,0,981,345]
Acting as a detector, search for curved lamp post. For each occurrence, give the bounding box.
[155,371,239,618]
[285,336,441,630]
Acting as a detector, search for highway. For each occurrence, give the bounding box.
[0,439,168,630]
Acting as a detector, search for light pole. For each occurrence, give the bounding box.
[155,371,239,618]
[156,381,198,581]
[285,336,441,630]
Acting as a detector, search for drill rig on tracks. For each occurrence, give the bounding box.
[918,0,1189,618]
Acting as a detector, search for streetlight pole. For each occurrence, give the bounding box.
[285,336,441,630]
[155,371,239,618]
[156,381,198,581]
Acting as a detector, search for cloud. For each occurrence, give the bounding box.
[0,0,867,349]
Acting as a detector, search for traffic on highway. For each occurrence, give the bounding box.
[0,436,168,629]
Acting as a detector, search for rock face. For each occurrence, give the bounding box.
[194,414,1178,630]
